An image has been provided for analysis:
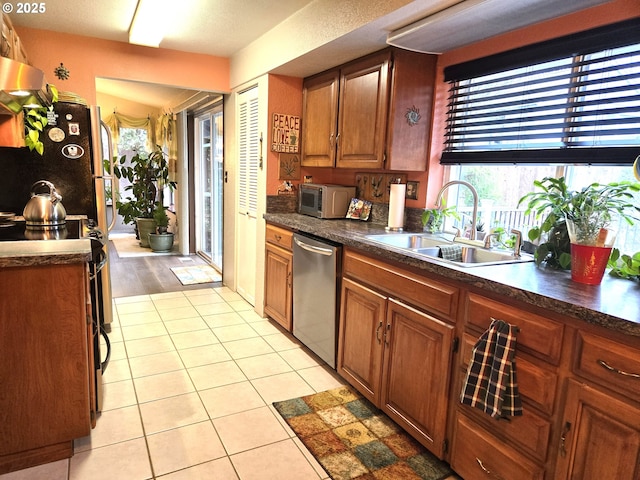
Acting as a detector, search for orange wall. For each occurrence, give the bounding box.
[267,75,303,193]
[17,27,230,105]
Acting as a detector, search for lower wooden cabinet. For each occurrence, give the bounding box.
[264,242,292,331]
[337,249,457,458]
[337,277,386,403]
[0,262,93,473]
[555,380,640,480]
[451,414,545,480]
[264,224,293,331]
[382,298,454,457]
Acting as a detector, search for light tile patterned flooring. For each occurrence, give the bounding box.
[1,286,344,480]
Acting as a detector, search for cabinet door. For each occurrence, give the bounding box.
[336,51,390,169]
[264,243,293,331]
[385,49,437,171]
[0,263,91,457]
[337,277,387,405]
[301,70,339,167]
[555,380,640,480]
[382,298,454,458]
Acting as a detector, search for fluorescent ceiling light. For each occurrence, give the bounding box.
[128,0,173,48]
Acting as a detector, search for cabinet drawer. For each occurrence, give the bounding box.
[265,224,293,250]
[451,414,544,480]
[459,337,553,460]
[464,292,564,365]
[344,249,459,320]
[574,331,640,400]
[461,333,558,415]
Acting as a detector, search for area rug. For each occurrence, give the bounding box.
[111,233,176,258]
[170,265,221,285]
[273,386,453,480]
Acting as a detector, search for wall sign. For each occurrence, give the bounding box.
[271,113,300,153]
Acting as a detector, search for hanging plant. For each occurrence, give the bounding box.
[23,84,59,155]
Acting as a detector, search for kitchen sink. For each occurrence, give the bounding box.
[364,233,533,267]
[364,233,446,250]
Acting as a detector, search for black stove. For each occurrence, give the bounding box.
[0,217,106,249]
[0,218,84,241]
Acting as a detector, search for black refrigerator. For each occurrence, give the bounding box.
[0,100,114,327]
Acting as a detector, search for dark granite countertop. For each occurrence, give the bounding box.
[265,213,640,338]
[0,239,91,267]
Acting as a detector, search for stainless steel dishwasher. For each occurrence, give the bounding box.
[292,232,342,369]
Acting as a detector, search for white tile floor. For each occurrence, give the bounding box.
[1,286,345,480]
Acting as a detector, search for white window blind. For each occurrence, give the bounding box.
[442,18,640,165]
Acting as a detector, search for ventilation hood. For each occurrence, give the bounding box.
[386,0,611,54]
[0,56,50,115]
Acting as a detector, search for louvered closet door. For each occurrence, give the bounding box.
[236,86,259,305]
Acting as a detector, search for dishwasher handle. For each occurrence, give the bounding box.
[294,236,335,256]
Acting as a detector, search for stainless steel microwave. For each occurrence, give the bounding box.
[298,184,356,219]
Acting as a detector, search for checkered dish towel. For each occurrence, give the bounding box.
[460,318,523,418]
[439,244,463,262]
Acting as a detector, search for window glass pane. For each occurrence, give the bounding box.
[446,165,640,254]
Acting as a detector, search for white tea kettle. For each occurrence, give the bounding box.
[23,180,67,227]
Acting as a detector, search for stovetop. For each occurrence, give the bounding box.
[0,217,101,243]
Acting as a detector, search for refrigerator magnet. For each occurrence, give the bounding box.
[62,144,84,159]
[68,123,80,135]
[48,127,65,142]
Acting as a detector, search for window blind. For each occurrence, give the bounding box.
[441,18,640,165]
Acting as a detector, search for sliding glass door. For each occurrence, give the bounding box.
[195,103,223,271]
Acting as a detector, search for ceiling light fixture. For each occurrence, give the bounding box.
[128,0,173,48]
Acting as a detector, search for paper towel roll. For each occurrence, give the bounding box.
[387,183,406,230]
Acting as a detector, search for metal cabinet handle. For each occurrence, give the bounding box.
[559,421,571,458]
[598,359,640,379]
[376,321,383,344]
[384,322,391,346]
[476,458,504,479]
[274,234,282,241]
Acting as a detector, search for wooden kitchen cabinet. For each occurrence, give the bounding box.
[450,292,563,478]
[555,380,640,480]
[337,248,457,458]
[264,223,293,331]
[0,262,93,474]
[300,70,339,167]
[301,48,436,170]
[553,330,640,480]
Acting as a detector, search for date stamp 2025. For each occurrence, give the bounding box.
[2,2,47,14]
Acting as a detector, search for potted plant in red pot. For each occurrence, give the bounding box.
[519,177,639,284]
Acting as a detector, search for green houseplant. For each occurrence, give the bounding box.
[422,201,461,235]
[518,177,640,274]
[148,204,174,252]
[23,84,59,155]
[107,144,177,247]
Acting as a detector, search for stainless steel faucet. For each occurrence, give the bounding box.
[483,232,500,249]
[435,180,479,241]
[511,229,522,257]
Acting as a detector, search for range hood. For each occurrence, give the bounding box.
[0,56,50,115]
[386,0,611,54]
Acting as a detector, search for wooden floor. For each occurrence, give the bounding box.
[107,240,222,298]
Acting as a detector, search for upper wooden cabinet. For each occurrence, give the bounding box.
[301,48,437,170]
